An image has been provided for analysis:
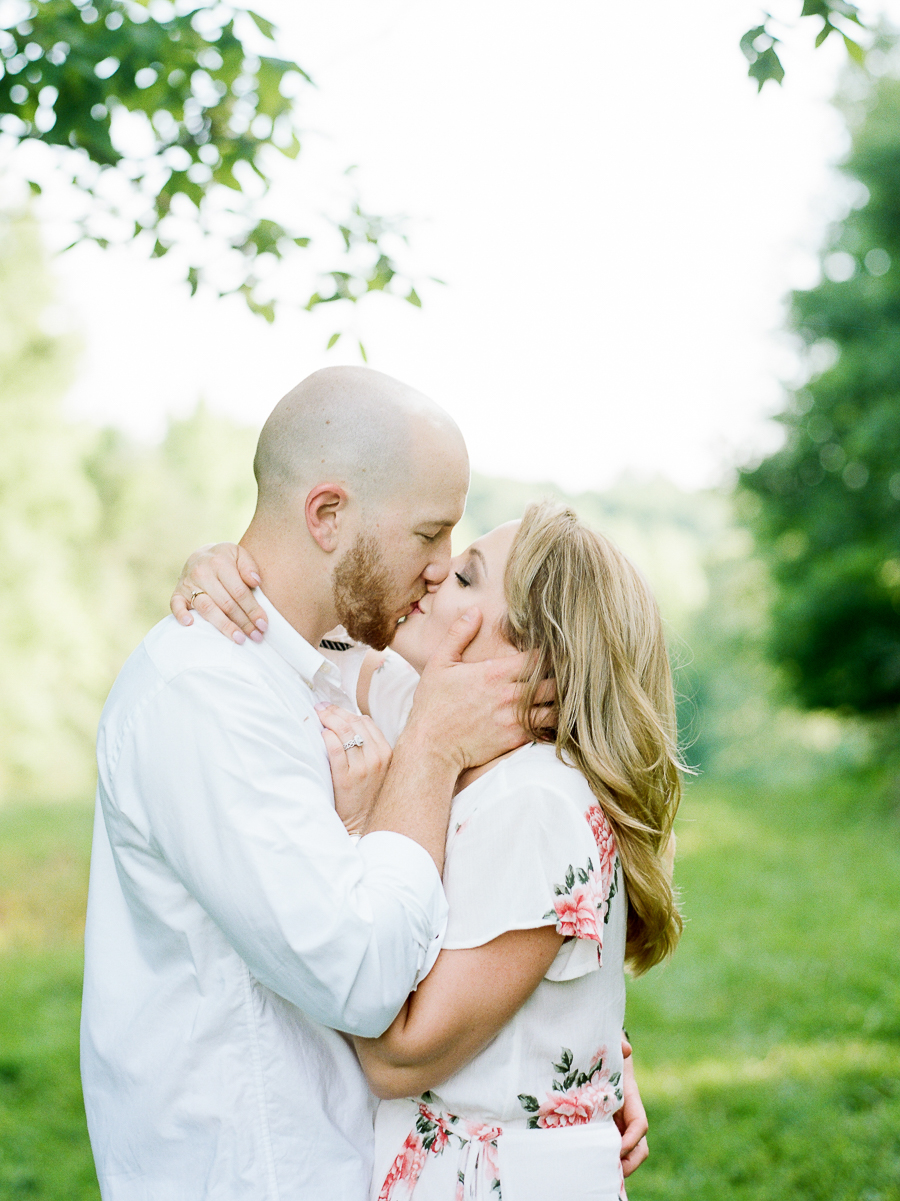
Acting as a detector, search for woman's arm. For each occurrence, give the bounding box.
[353,925,564,1099]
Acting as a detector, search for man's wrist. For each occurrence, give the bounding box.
[394,715,466,776]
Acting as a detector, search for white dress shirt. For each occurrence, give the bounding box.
[81,594,447,1200]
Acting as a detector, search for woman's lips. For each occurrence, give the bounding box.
[397,600,424,625]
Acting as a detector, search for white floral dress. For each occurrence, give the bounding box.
[368,741,628,1201]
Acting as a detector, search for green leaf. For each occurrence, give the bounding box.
[815,23,834,48]
[843,33,865,64]
[517,1094,540,1112]
[246,10,277,40]
[740,24,768,62]
[748,46,785,90]
[326,332,341,350]
[279,132,301,159]
[358,340,368,363]
[406,287,421,308]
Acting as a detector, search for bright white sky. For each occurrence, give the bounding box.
[39,0,900,491]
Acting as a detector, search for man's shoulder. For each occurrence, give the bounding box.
[103,616,285,727]
[142,613,255,681]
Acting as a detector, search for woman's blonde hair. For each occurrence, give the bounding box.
[503,501,684,976]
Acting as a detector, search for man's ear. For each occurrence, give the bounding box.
[305,484,348,552]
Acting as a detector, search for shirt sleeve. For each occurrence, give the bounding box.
[366,649,420,746]
[105,662,447,1038]
[440,768,621,980]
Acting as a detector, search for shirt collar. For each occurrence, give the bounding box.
[254,588,344,696]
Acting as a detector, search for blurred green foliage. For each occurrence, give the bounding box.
[742,72,900,722]
[741,2,870,92]
[459,473,871,784]
[0,1,420,332]
[0,200,879,802]
[0,208,258,801]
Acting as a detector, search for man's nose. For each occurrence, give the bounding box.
[422,551,451,586]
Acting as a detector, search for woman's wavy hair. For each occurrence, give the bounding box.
[502,501,684,975]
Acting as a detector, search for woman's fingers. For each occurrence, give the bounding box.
[191,556,267,639]
[171,592,193,627]
[620,1135,649,1176]
[322,727,352,784]
[236,544,262,590]
[318,708,390,778]
[357,715,392,773]
[170,543,268,643]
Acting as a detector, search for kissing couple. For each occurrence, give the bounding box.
[81,366,682,1200]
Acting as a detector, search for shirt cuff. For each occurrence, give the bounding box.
[356,830,448,985]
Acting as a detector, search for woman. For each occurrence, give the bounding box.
[172,503,683,1201]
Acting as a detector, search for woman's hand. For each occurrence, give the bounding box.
[317,704,393,836]
[616,1037,649,1176]
[170,543,269,645]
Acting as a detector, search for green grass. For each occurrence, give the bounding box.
[627,775,900,1201]
[0,778,898,1199]
[0,804,98,1200]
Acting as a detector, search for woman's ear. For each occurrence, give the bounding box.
[305,484,348,552]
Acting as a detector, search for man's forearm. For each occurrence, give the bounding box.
[362,719,460,874]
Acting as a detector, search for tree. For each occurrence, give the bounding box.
[741,1,872,90]
[740,71,900,718]
[0,0,421,341]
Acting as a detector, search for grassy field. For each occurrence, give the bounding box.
[0,776,898,1200]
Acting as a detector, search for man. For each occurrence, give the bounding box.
[82,367,647,1198]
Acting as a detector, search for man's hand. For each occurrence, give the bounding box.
[170,542,269,644]
[403,608,554,775]
[616,1037,649,1177]
[364,610,552,873]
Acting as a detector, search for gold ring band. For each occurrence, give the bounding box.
[187,588,206,609]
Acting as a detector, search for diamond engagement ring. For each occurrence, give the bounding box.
[187,588,206,609]
[342,735,365,751]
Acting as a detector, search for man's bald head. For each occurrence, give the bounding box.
[253,366,466,514]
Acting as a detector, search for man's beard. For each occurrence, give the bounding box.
[332,534,404,652]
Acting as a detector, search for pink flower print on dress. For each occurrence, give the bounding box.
[552,884,601,942]
[377,1131,428,1201]
[535,1083,597,1127]
[585,804,617,891]
[463,1120,502,1181]
[518,1045,623,1131]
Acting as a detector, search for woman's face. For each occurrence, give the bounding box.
[390,521,520,673]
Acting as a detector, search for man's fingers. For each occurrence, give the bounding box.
[430,608,483,665]
[528,704,557,732]
[531,677,556,705]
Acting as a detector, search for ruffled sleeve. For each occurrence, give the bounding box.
[441,747,622,981]
[366,649,420,747]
